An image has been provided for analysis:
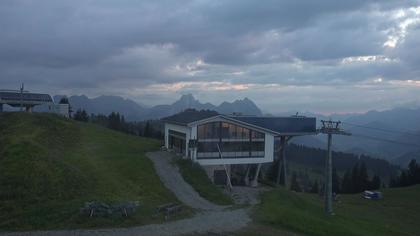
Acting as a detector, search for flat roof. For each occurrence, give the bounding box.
[163,110,317,135]
[162,109,219,125]
[0,91,53,103]
[227,116,317,135]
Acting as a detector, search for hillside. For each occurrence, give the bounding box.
[285,143,400,179]
[295,107,420,160]
[393,149,420,167]
[248,185,420,236]
[0,113,181,231]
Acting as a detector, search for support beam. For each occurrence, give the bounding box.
[276,136,288,187]
[224,164,233,190]
[281,136,288,189]
[319,120,351,215]
[276,137,283,185]
[250,163,262,187]
[325,133,333,215]
[244,164,250,186]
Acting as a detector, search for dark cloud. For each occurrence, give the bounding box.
[0,0,419,112]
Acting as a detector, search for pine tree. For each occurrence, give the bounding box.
[370,175,381,190]
[73,109,89,122]
[59,97,69,104]
[408,159,420,185]
[332,167,341,193]
[351,162,360,192]
[279,162,285,186]
[143,121,151,137]
[290,171,302,192]
[400,171,409,187]
[341,170,351,193]
[310,180,319,193]
[359,162,369,191]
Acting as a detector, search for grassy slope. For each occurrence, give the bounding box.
[176,159,233,205]
[252,185,420,236]
[0,113,183,231]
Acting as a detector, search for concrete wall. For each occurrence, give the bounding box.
[202,165,228,183]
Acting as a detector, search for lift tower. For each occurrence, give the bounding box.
[319,120,350,215]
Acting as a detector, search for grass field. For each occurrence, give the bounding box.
[175,159,233,205]
[0,112,185,231]
[251,185,420,236]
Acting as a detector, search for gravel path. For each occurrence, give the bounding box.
[146,151,224,211]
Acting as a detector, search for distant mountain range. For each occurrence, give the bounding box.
[59,93,262,121]
[392,149,420,167]
[24,93,420,162]
[291,107,420,162]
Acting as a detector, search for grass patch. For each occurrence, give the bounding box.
[0,112,189,231]
[175,158,233,205]
[253,185,420,236]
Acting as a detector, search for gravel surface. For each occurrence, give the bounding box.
[1,209,251,236]
[146,151,224,211]
[229,186,271,205]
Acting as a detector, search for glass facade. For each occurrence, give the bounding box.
[196,122,265,159]
[168,129,186,155]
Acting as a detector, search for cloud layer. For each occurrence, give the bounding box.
[1,0,419,113]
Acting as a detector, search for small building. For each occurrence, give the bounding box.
[0,90,69,117]
[163,110,317,186]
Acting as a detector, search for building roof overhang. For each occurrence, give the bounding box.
[184,114,317,136]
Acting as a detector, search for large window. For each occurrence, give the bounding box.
[196,122,265,159]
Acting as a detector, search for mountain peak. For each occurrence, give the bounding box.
[172,93,201,108]
[179,93,196,101]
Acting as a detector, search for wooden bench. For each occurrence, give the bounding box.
[164,204,182,220]
[154,203,182,219]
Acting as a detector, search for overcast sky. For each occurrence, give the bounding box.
[1,1,420,114]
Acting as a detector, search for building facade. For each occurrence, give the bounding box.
[0,90,70,117]
[163,110,317,185]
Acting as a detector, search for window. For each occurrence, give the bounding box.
[196,121,266,159]
[221,122,230,138]
[197,122,220,139]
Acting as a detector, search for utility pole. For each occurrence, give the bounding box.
[276,136,292,188]
[20,83,24,112]
[319,120,350,215]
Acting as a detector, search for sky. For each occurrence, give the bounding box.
[1,0,420,114]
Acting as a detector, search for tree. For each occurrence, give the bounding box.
[370,175,381,190]
[408,159,420,185]
[389,176,398,188]
[310,180,319,193]
[332,167,341,193]
[400,172,410,187]
[59,97,69,104]
[341,170,352,193]
[73,109,89,122]
[143,121,151,137]
[359,162,369,191]
[108,112,121,130]
[351,162,360,192]
[389,159,420,188]
[290,171,302,192]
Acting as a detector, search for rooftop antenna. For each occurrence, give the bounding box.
[20,83,24,112]
[319,120,351,215]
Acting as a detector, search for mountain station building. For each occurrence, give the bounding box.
[0,89,70,117]
[163,110,317,187]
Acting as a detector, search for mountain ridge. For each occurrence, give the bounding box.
[63,93,263,121]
